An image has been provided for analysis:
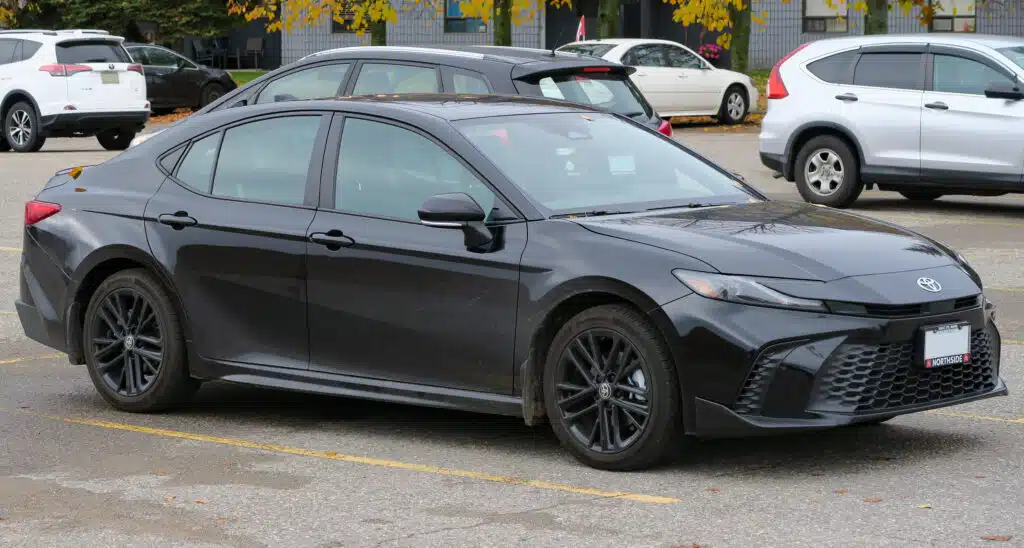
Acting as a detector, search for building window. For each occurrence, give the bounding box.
[803,0,848,33]
[331,6,357,33]
[930,0,975,32]
[445,0,486,33]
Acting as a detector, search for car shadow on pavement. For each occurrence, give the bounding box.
[850,196,1024,218]
[152,381,985,475]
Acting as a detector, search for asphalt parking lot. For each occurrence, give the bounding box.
[1,128,1021,547]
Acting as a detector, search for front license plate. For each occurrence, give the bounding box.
[101,71,119,84]
[922,322,970,369]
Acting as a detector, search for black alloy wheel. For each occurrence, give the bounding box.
[83,269,198,412]
[543,304,683,471]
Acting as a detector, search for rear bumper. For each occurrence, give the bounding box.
[40,111,149,138]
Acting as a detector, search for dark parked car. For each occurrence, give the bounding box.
[18,95,1006,470]
[128,44,671,148]
[124,43,237,114]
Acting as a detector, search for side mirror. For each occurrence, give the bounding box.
[984,82,1024,100]
[418,192,492,249]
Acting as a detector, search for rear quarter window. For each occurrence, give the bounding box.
[56,40,131,64]
[806,50,858,84]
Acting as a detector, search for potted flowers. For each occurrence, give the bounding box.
[697,43,725,68]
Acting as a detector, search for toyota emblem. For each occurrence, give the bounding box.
[917,277,942,292]
[108,63,114,70]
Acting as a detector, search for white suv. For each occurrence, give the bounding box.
[0,29,149,153]
[759,34,1024,208]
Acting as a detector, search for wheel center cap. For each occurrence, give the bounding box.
[598,382,612,400]
[124,335,135,350]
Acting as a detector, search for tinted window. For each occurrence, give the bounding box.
[558,44,616,58]
[335,118,497,221]
[212,116,321,205]
[455,112,756,214]
[450,69,490,93]
[175,133,222,192]
[0,39,15,65]
[806,50,857,84]
[20,40,41,61]
[663,45,704,69]
[515,72,653,118]
[127,47,148,64]
[852,52,924,90]
[352,63,439,95]
[256,63,351,104]
[624,45,667,67]
[143,47,182,67]
[932,54,1014,95]
[56,40,131,64]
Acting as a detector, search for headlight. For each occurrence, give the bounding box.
[672,269,826,312]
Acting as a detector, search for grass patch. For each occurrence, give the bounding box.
[230,70,266,86]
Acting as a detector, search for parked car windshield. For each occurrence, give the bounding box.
[454,112,759,215]
[995,46,1024,70]
[557,44,617,58]
[513,71,654,120]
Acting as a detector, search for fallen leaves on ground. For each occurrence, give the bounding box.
[975,475,987,478]
[194,499,209,504]
[163,496,177,504]
[982,535,1012,542]
[671,113,764,134]
[708,488,720,493]
[153,472,169,477]
[833,489,849,495]
[150,109,193,125]
[216,519,231,525]
[863,498,882,503]
[918,504,933,509]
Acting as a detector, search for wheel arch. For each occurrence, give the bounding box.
[65,245,191,367]
[783,122,864,182]
[519,276,685,427]
[1,90,41,120]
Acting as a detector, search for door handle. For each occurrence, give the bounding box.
[835,93,858,102]
[157,212,197,229]
[677,74,687,78]
[925,101,949,110]
[309,230,355,250]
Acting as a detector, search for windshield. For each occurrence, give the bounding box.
[513,71,653,119]
[996,46,1024,70]
[454,112,759,215]
[557,44,617,58]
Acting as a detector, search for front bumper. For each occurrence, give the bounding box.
[40,111,150,138]
[660,294,1008,438]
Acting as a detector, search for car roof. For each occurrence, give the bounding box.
[805,33,1024,51]
[312,92,602,120]
[0,29,125,42]
[297,44,618,66]
[559,38,680,47]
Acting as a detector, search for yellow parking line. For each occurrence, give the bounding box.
[0,353,63,365]
[927,410,1024,425]
[0,408,680,504]
[0,246,21,253]
[1005,340,1023,345]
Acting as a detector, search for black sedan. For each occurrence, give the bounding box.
[124,43,237,114]
[16,95,1007,471]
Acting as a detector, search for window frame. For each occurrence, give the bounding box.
[928,0,976,32]
[342,60,443,96]
[166,111,332,210]
[849,45,927,92]
[924,45,1018,96]
[253,61,353,105]
[144,45,197,69]
[443,0,487,33]
[802,0,849,33]
[441,65,493,93]
[318,112,524,225]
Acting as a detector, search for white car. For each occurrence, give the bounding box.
[557,38,759,124]
[0,29,149,153]
[759,34,1024,208]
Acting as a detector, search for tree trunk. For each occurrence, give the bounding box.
[493,0,511,46]
[864,0,888,35]
[598,0,619,38]
[729,0,751,73]
[370,20,386,46]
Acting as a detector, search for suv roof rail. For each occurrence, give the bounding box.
[55,29,111,35]
[0,29,58,36]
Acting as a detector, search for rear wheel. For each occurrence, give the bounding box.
[795,135,863,208]
[4,101,44,153]
[899,191,943,201]
[543,304,684,471]
[83,269,198,412]
[200,83,225,108]
[97,128,135,151]
[718,86,748,125]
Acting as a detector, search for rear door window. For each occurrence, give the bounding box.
[56,40,131,64]
[806,50,858,84]
[852,52,925,91]
[19,40,42,61]
[514,71,653,119]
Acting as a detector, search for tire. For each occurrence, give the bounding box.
[718,85,749,125]
[151,107,177,116]
[96,128,135,151]
[83,268,199,413]
[200,83,225,108]
[899,191,943,201]
[542,304,684,471]
[4,101,44,153]
[794,135,863,208]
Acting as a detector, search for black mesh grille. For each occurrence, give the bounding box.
[812,329,997,413]
[733,350,786,415]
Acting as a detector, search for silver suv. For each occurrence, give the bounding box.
[759,34,1024,208]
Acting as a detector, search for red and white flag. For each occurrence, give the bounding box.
[576,15,586,41]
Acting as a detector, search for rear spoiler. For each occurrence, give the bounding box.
[510,60,636,81]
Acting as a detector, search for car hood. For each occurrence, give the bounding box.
[575,201,959,282]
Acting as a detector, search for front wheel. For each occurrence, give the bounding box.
[83,269,199,412]
[543,304,684,471]
[718,86,748,125]
[97,128,136,151]
[795,135,863,208]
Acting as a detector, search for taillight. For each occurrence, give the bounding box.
[39,64,92,77]
[766,43,809,100]
[657,119,673,137]
[128,64,144,74]
[25,201,61,226]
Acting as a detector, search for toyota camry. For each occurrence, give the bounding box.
[16,94,1008,471]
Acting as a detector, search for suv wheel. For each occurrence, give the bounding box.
[718,86,748,125]
[899,191,943,201]
[795,135,862,208]
[97,129,136,151]
[4,101,45,153]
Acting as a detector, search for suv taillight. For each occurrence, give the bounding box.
[25,201,61,226]
[766,43,809,100]
[657,120,673,137]
[39,64,92,77]
[128,64,144,74]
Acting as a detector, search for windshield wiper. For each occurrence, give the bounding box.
[646,203,723,211]
[551,210,633,219]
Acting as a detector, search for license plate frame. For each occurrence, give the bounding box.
[100,71,119,84]
[919,321,971,369]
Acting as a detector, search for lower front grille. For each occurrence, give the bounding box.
[811,329,997,413]
[732,347,788,415]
